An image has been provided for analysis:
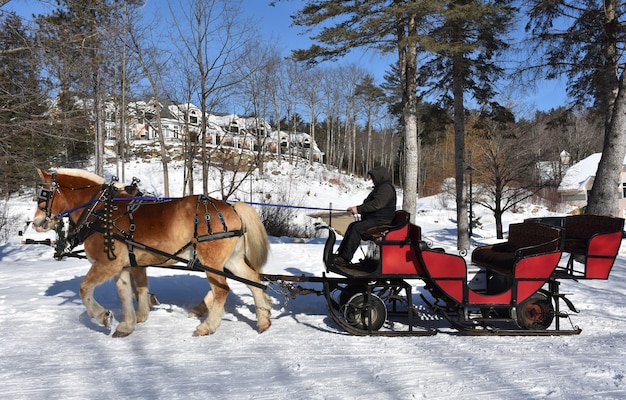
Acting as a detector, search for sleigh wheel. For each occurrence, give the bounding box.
[338,284,367,307]
[343,293,387,331]
[516,292,554,330]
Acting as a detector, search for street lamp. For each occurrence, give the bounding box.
[466,151,474,238]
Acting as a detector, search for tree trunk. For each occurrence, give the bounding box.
[453,54,469,251]
[586,0,624,217]
[94,72,105,176]
[398,9,418,223]
[586,69,626,217]
[494,186,503,239]
[154,101,170,197]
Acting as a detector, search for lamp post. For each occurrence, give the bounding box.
[466,151,474,238]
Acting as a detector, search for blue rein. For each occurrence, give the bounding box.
[51,196,175,221]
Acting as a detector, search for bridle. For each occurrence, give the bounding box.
[35,172,109,228]
[35,181,57,219]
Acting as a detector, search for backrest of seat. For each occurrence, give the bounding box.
[507,222,562,252]
[362,210,410,242]
[585,231,623,279]
[380,223,425,276]
[391,210,410,226]
[565,214,625,240]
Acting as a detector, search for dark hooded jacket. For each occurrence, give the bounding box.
[356,166,396,222]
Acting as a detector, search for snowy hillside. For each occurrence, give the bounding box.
[1,157,625,399]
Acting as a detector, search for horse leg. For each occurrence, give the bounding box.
[130,267,150,323]
[79,262,123,330]
[111,268,137,338]
[190,290,213,317]
[226,258,272,333]
[193,274,229,336]
[248,283,272,333]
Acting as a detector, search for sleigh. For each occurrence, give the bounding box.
[307,210,624,336]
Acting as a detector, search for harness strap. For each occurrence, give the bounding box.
[196,230,244,242]
[126,202,138,267]
[108,198,143,267]
[96,229,265,290]
[102,184,118,261]
[194,195,236,242]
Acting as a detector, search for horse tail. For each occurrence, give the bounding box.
[233,202,270,272]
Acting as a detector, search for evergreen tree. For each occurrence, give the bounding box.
[526,0,626,216]
[35,0,140,175]
[292,0,445,223]
[0,12,50,195]
[417,0,516,249]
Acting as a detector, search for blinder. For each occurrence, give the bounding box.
[35,182,56,213]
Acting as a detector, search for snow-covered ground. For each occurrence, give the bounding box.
[1,158,625,399]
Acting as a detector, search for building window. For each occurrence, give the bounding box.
[622,182,626,198]
[189,110,198,125]
[563,193,587,202]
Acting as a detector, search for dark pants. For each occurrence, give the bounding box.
[337,218,387,262]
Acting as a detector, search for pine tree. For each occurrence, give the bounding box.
[292,0,515,249]
[0,12,50,195]
[35,0,135,176]
[526,0,626,216]
[291,0,442,223]
[418,0,516,249]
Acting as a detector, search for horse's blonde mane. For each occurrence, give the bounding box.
[56,168,106,184]
[56,168,129,190]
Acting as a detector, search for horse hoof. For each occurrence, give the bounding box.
[112,330,132,338]
[258,320,272,334]
[193,328,211,336]
[193,325,213,336]
[149,293,160,306]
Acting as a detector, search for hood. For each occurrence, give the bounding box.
[367,166,390,185]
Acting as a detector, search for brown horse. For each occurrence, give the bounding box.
[32,168,271,337]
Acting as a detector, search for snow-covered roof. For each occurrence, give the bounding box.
[558,153,626,192]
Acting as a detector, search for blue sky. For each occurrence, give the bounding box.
[1,0,567,113]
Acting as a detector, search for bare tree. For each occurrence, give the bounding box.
[127,9,173,196]
[300,66,323,164]
[356,74,386,174]
[234,42,282,174]
[168,0,252,194]
[320,66,343,168]
[473,118,544,238]
[279,59,304,165]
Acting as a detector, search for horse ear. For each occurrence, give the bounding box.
[36,168,47,180]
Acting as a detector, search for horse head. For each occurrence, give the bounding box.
[32,168,108,232]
